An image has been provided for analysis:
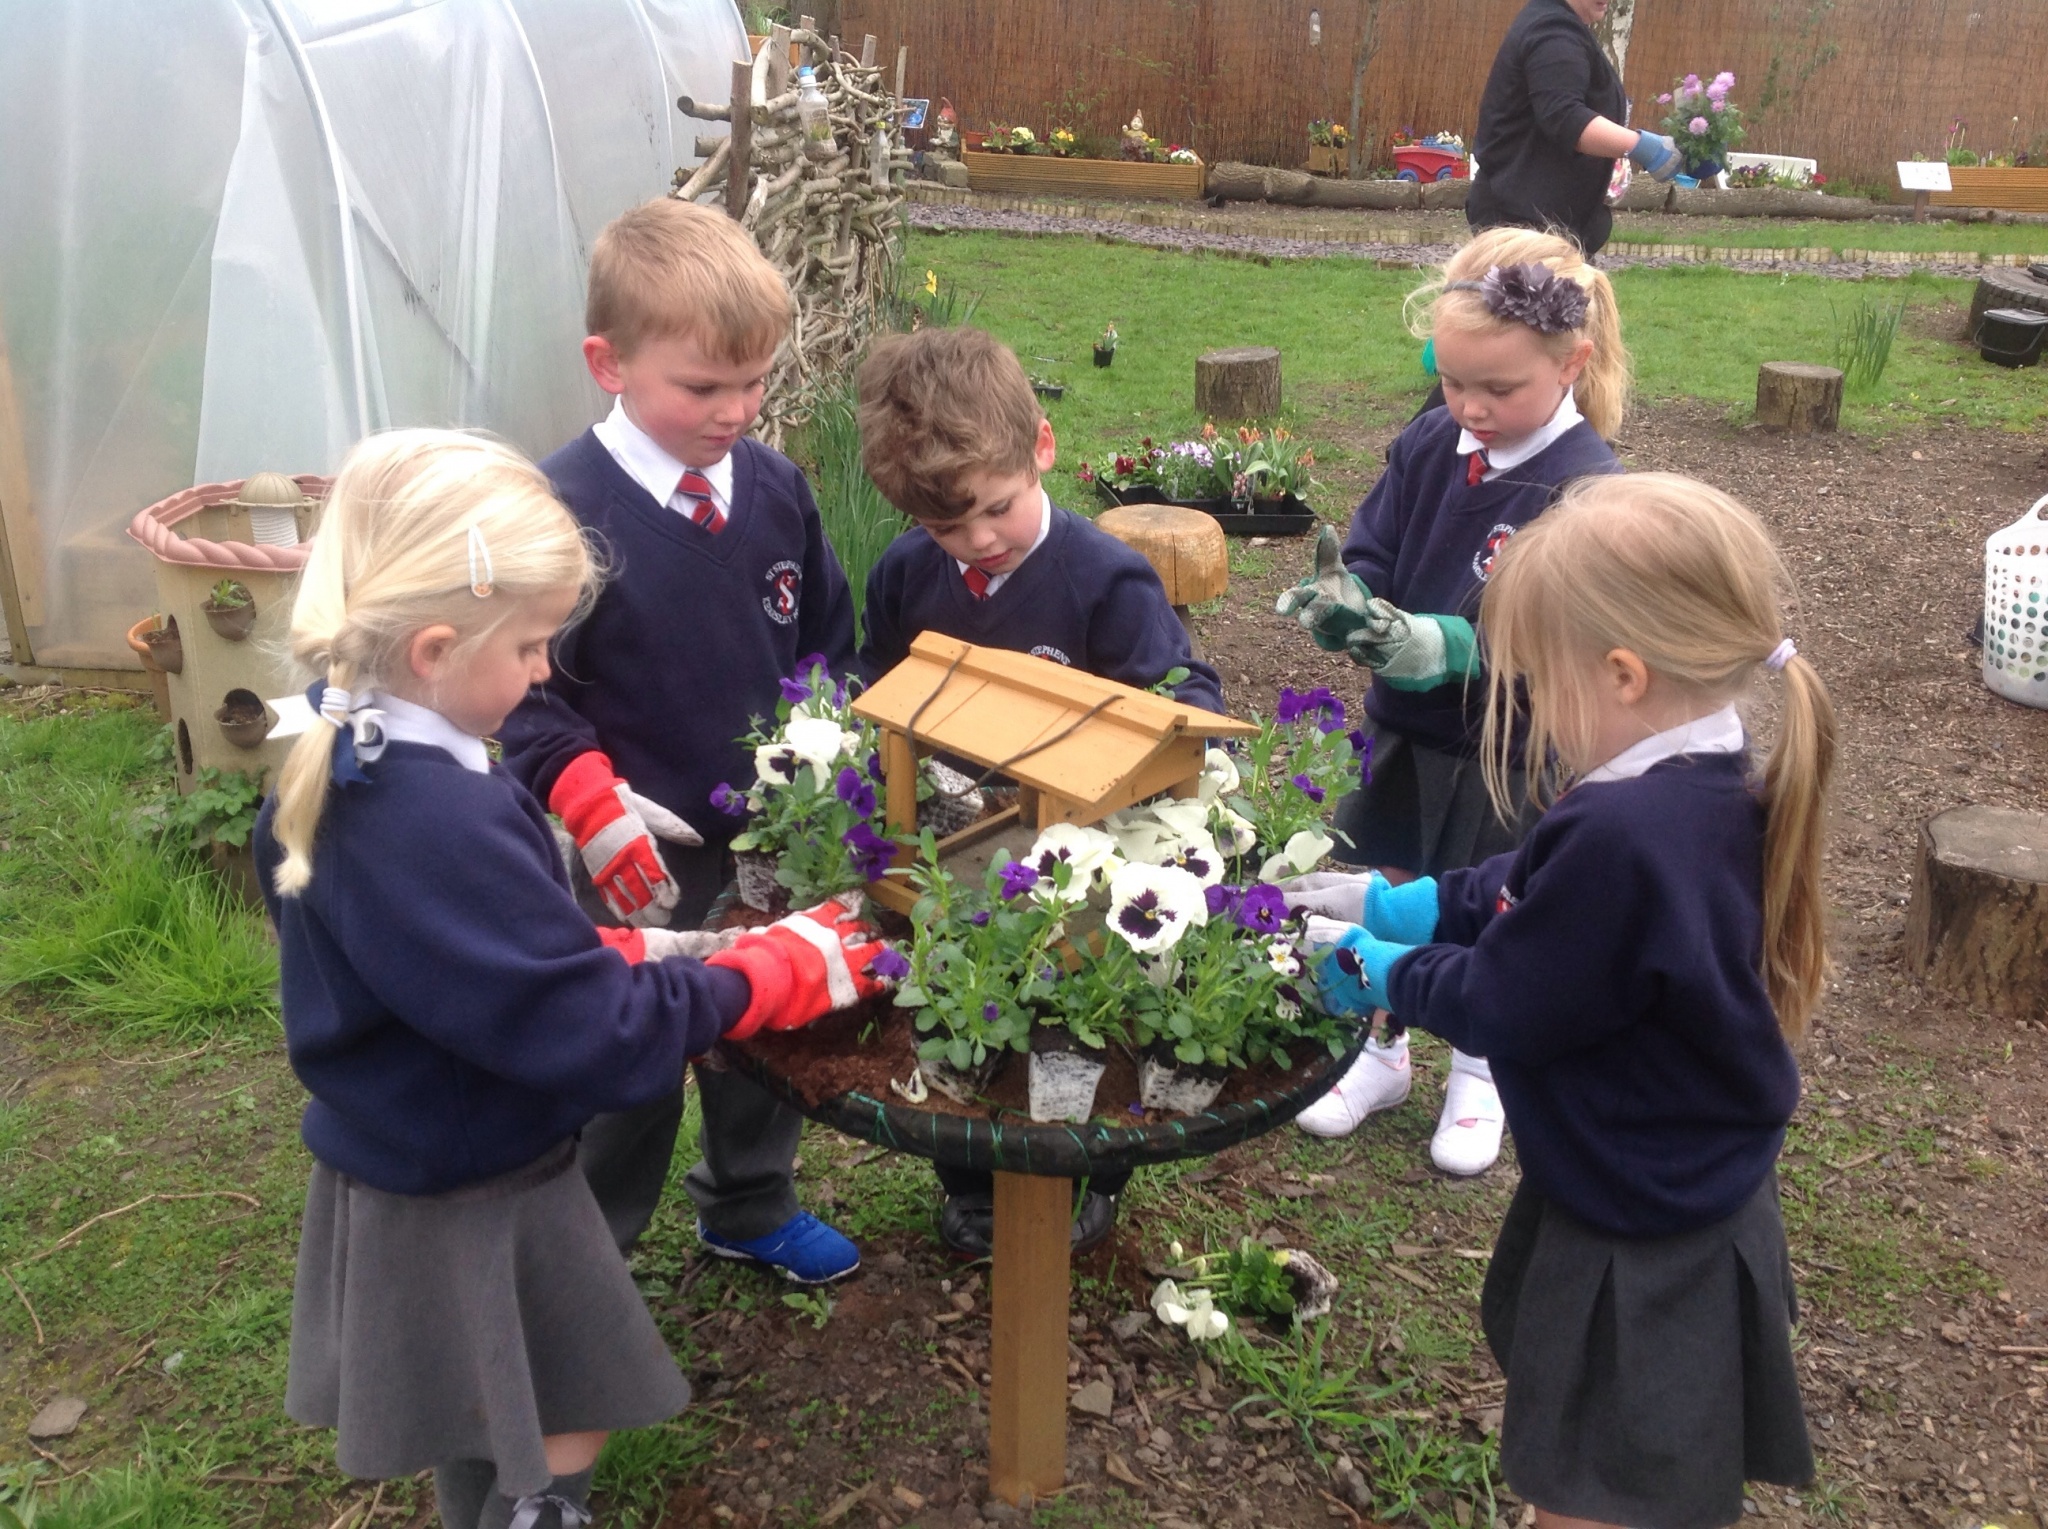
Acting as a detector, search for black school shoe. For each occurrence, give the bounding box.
[938,1189,1117,1259]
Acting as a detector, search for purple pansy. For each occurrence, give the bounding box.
[1277,685,1345,729]
[779,675,813,705]
[1205,882,1242,919]
[982,1001,1001,1023]
[1291,772,1327,804]
[970,909,992,926]
[709,782,750,817]
[867,751,883,780]
[868,946,911,981]
[834,765,877,818]
[842,822,896,881]
[997,860,1041,900]
[1234,884,1289,934]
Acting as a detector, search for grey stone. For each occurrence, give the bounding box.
[28,1396,86,1440]
[1070,1377,1116,1417]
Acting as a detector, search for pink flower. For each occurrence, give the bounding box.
[1689,116,1710,135]
[1712,71,1735,91]
[1683,73,1701,91]
[1657,92,1672,104]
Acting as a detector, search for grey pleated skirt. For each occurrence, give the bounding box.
[1328,722,1539,877]
[1481,1172,1815,1529]
[285,1140,691,1497]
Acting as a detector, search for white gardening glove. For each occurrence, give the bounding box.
[1275,870,1375,925]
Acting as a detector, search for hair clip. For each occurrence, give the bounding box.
[1445,263,1590,334]
[467,523,495,598]
[1765,638,1797,671]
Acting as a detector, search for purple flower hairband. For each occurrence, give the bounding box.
[1444,262,1590,335]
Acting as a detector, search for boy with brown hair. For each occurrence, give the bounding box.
[855,325,1224,1256]
[500,197,860,1284]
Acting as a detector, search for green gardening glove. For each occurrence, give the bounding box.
[1274,525,1377,653]
[1354,603,1480,690]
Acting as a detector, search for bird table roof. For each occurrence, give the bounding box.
[851,632,1258,820]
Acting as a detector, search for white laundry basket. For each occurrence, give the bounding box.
[1982,493,2048,708]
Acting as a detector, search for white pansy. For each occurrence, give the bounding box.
[1216,804,1259,857]
[754,742,802,788]
[1266,940,1303,978]
[1259,828,1334,882]
[1199,747,1240,800]
[1106,862,1210,955]
[781,715,851,786]
[1151,1278,1190,1325]
[1145,799,1213,841]
[1183,1289,1230,1341]
[1025,822,1123,900]
[1157,834,1226,886]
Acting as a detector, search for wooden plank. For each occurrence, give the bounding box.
[1930,167,2048,213]
[881,727,918,837]
[989,1171,1070,1503]
[0,296,47,661]
[726,60,752,221]
[962,151,1206,203]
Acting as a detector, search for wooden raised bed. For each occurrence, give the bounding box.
[964,150,1206,201]
[1930,167,2048,214]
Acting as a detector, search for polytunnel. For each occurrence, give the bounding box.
[0,0,744,672]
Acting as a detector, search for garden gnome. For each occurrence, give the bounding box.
[929,97,959,160]
[1120,109,1149,161]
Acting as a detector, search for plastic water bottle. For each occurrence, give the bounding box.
[796,67,833,158]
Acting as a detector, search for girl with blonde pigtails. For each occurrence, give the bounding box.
[1305,472,1832,1529]
[1275,225,1628,1172]
[255,429,892,1529]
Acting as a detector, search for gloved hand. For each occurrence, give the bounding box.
[1627,130,1683,182]
[1302,915,1413,1019]
[1280,871,1441,943]
[1274,525,1378,654]
[598,925,741,963]
[1349,602,1480,691]
[707,896,897,1039]
[550,751,704,927]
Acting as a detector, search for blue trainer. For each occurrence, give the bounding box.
[697,1212,860,1285]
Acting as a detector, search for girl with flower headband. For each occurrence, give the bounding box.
[1305,473,1831,1529]
[256,429,892,1529]
[1274,226,1626,1172]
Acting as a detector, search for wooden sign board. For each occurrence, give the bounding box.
[1896,160,1953,192]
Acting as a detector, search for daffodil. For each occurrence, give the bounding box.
[924,268,939,296]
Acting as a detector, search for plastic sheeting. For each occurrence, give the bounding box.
[0,0,744,669]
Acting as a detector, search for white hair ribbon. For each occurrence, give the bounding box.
[1765,638,1797,672]
[308,682,388,784]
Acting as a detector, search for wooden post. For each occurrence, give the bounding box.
[1195,346,1283,420]
[1754,362,1843,433]
[726,60,752,221]
[860,33,877,66]
[989,1170,1070,1504]
[895,44,907,104]
[881,728,918,838]
[1097,503,1228,651]
[1913,189,1931,222]
[767,22,793,96]
[1904,805,2048,1016]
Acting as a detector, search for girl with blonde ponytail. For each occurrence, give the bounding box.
[252,429,891,1529]
[1273,224,1627,1174]
[1302,472,1830,1529]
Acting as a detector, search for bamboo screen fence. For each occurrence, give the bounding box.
[842,0,2048,191]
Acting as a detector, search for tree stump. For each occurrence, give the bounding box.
[1195,347,1282,420]
[1754,362,1842,433]
[1098,503,1227,651]
[1904,805,2048,1017]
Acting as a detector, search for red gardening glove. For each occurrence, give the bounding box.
[706,897,898,1040]
[550,751,703,927]
[596,926,737,963]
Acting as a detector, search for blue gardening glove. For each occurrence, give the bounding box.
[1303,915,1413,1018]
[1276,871,1439,944]
[1352,603,1481,690]
[1275,525,1377,654]
[1627,130,1683,182]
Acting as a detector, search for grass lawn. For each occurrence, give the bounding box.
[905,229,2046,519]
[1608,212,2048,258]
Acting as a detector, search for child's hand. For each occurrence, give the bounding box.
[1347,604,1479,690]
[1277,871,1440,945]
[1302,915,1412,1018]
[708,897,899,1038]
[1274,526,1378,653]
[1627,129,1684,181]
[597,926,738,963]
[550,752,705,927]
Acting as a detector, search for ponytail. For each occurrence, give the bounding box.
[268,429,595,897]
[1409,225,1633,440]
[1758,653,1836,1042]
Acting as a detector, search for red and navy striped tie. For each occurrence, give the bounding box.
[962,566,992,599]
[675,470,724,533]
[1465,448,1490,487]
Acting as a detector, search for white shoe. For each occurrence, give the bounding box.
[1297,1035,1411,1138]
[1430,1053,1504,1175]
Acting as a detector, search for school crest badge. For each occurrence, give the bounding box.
[1472,523,1517,582]
[761,560,802,625]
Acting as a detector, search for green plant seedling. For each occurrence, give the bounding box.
[205,578,253,609]
[163,767,265,850]
[783,1288,834,1329]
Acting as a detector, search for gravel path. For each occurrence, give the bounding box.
[907,201,1998,280]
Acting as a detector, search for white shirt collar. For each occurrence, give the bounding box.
[1457,390,1583,480]
[1580,703,1745,784]
[368,691,492,774]
[952,488,1054,595]
[592,397,735,517]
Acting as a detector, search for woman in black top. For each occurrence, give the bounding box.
[1467,0,1680,256]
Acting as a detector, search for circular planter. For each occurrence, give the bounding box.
[216,689,273,750]
[1979,307,2048,368]
[130,613,185,675]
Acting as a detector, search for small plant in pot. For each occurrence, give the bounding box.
[202,578,257,641]
[1093,321,1118,368]
[215,687,272,749]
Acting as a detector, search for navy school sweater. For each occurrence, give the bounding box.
[498,431,857,861]
[1389,752,1801,1239]
[857,504,1226,713]
[1341,405,1618,756]
[1467,0,1629,255]
[255,743,749,1196]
